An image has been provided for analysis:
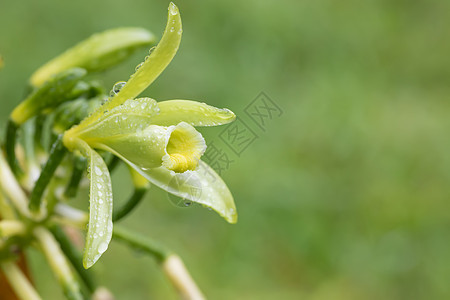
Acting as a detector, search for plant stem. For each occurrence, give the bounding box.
[162,255,205,300]
[0,220,27,238]
[33,115,46,151]
[64,156,86,199]
[33,226,84,300]
[112,188,147,222]
[106,155,119,173]
[29,135,66,213]
[4,119,22,177]
[0,151,33,219]
[0,190,17,220]
[112,226,204,299]
[53,204,89,229]
[0,260,42,300]
[112,226,169,263]
[50,224,96,293]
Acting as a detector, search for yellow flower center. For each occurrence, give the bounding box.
[163,122,206,173]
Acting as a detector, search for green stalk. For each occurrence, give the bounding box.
[0,189,17,220]
[33,226,84,300]
[113,226,204,299]
[106,155,120,173]
[112,188,147,222]
[29,135,66,213]
[49,225,96,293]
[0,151,33,219]
[64,156,86,199]
[112,226,169,263]
[0,220,27,238]
[5,119,22,176]
[0,260,42,300]
[34,114,46,153]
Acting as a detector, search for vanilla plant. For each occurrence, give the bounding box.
[0,3,236,299]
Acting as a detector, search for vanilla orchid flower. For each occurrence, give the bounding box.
[62,3,237,269]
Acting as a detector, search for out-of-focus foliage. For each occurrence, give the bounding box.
[1,0,450,299]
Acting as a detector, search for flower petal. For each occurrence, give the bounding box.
[75,140,113,269]
[90,122,205,173]
[30,27,155,87]
[121,158,237,224]
[64,98,159,150]
[151,100,236,127]
[100,3,182,113]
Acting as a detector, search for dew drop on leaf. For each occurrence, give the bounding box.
[148,46,156,55]
[109,81,126,97]
[94,166,103,176]
[135,62,144,71]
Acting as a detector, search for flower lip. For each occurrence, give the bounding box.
[162,122,206,173]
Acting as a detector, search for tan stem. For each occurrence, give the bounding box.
[162,255,205,300]
[0,261,42,300]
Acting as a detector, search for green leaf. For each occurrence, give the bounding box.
[11,68,87,125]
[75,140,113,269]
[122,158,237,224]
[152,100,236,126]
[53,98,101,134]
[30,27,156,87]
[87,2,182,124]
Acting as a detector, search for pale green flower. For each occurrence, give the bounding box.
[62,3,237,269]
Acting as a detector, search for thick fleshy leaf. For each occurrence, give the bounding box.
[64,98,159,150]
[121,158,237,223]
[75,140,113,269]
[53,97,102,133]
[30,28,156,87]
[11,68,87,125]
[151,100,236,127]
[88,3,182,123]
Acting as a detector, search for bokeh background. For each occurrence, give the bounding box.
[1,0,450,299]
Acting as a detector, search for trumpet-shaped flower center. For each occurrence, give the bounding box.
[163,122,206,173]
[80,122,206,174]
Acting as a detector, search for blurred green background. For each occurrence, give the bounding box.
[2,0,450,299]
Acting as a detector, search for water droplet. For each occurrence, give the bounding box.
[148,46,156,55]
[170,27,175,33]
[110,81,126,97]
[135,62,144,71]
[94,166,103,176]
[184,200,192,207]
[169,6,178,15]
